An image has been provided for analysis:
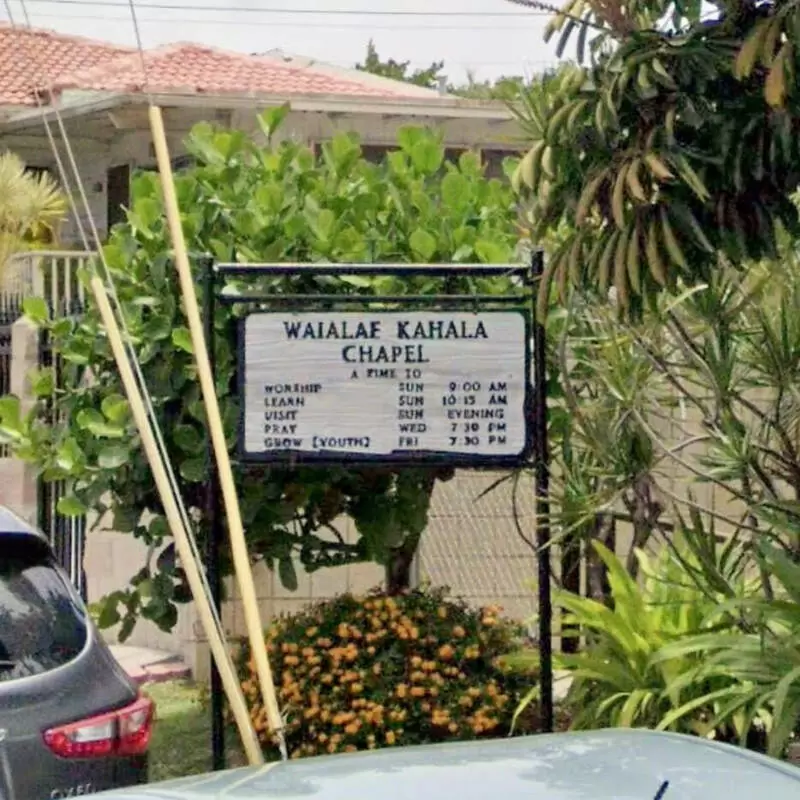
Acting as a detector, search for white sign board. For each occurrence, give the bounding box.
[240,311,531,464]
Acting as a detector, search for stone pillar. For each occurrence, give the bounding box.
[0,318,40,524]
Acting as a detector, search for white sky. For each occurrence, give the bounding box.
[1,0,563,84]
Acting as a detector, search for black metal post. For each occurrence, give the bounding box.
[531,249,554,733]
[203,259,226,771]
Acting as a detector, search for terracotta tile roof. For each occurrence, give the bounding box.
[50,42,427,100]
[0,23,132,106]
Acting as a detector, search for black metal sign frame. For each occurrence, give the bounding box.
[214,261,536,470]
[202,253,554,770]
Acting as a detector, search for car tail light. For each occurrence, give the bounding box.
[43,693,154,759]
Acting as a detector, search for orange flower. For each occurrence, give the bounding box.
[438,644,455,661]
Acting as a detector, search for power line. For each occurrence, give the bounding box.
[12,10,553,32]
[5,10,559,66]
[20,0,552,15]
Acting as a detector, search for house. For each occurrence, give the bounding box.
[0,24,524,246]
[0,25,541,675]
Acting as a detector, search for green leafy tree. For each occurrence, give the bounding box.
[355,39,543,100]
[0,109,520,638]
[356,40,446,89]
[509,0,800,314]
[508,198,800,751]
[455,69,559,101]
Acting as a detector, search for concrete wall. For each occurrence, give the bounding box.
[0,318,38,523]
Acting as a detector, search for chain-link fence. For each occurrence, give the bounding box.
[417,470,541,626]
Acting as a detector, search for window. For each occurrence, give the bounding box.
[481,149,524,180]
[0,536,88,682]
[106,164,131,231]
[171,154,196,172]
[24,166,51,180]
[444,147,466,165]
[360,144,394,164]
[316,142,473,169]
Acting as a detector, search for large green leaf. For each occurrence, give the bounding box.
[409,228,438,261]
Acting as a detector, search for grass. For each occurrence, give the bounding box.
[144,680,246,782]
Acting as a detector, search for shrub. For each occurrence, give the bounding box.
[505,541,752,742]
[233,587,538,759]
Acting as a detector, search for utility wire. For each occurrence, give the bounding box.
[7,12,554,32]
[2,14,558,68]
[17,0,553,15]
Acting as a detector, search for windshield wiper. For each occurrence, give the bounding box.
[654,780,669,800]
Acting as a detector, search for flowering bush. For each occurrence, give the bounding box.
[233,588,538,759]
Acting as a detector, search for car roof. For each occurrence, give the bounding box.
[0,505,48,542]
[95,729,800,800]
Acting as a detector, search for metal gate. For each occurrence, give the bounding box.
[0,305,14,459]
[37,327,88,599]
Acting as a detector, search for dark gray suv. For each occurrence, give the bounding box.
[0,505,152,800]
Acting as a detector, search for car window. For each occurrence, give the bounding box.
[0,535,88,682]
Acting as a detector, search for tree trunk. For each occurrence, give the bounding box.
[384,470,439,595]
[385,529,422,595]
[560,534,582,653]
[586,514,616,607]
[624,473,662,580]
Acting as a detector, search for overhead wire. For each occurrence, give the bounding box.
[7,12,555,33]
[18,0,552,16]
[5,0,267,761]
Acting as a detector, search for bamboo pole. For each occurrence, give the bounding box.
[147,105,286,757]
[87,273,265,767]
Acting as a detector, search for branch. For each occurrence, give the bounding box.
[629,329,712,420]
[630,407,763,509]
[510,469,537,554]
[654,480,776,539]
